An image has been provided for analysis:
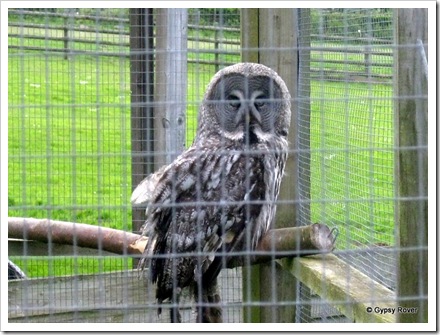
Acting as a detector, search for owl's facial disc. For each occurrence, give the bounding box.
[230,89,263,127]
[206,74,284,142]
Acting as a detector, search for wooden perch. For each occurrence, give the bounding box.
[8,217,147,256]
[227,223,335,268]
[8,217,335,266]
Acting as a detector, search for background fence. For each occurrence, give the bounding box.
[8,9,393,82]
[7,7,428,326]
[297,8,396,323]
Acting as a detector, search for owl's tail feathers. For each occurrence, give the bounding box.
[195,278,223,323]
[201,228,245,293]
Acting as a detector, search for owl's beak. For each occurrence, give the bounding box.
[231,90,262,127]
[248,90,263,126]
[249,105,262,125]
[235,105,262,128]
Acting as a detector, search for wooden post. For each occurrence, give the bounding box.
[241,8,300,323]
[214,25,219,72]
[364,10,373,78]
[129,9,155,236]
[63,17,68,60]
[240,9,259,64]
[394,8,428,323]
[240,9,261,322]
[63,8,75,60]
[130,8,187,255]
[296,8,312,323]
[154,9,187,168]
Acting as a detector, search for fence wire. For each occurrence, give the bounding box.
[7,8,428,325]
[297,8,396,323]
[8,7,135,321]
[8,8,244,324]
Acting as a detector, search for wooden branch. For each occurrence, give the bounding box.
[8,217,335,266]
[8,217,147,256]
[227,223,335,268]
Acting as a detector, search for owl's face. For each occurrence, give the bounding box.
[198,63,291,144]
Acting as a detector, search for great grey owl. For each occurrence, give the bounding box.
[131,63,291,323]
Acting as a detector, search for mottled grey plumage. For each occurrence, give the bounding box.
[131,63,291,323]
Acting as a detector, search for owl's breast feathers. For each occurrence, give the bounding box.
[132,138,287,303]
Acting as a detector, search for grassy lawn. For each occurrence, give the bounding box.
[7,32,231,277]
[8,51,133,276]
[8,24,394,277]
[309,81,394,248]
[8,53,132,227]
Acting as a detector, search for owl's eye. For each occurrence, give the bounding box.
[228,95,241,109]
[254,95,268,110]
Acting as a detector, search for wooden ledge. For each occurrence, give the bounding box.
[279,254,396,323]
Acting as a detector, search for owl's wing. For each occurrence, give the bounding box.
[131,165,168,206]
[193,150,267,288]
[201,163,267,289]
[135,148,267,293]
[135,149,207,275]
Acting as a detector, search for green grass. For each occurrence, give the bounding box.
[8,51,133,276]
[8,52,132,226]
[8,26,395,277]
[9,256,131,278]
[7,32,237,277]
[309,81,394,248]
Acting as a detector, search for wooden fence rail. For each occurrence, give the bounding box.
[8,9,130,24]
[8,13,393,82]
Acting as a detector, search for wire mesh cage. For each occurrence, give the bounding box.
[8,7,132,274]
[6,7,429,327]
[296,8,397,323]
